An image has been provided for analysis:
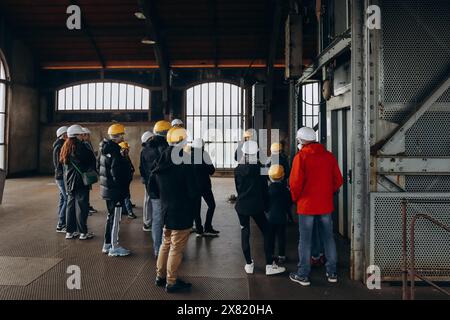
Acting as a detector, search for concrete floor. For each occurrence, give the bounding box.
[0,176,446,300]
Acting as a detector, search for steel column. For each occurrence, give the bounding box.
[350,0,368,281]
[289,80,299,161]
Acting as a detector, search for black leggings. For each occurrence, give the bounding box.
[194,188,216,230]
[267,223,286,257]
[238,213,272,265]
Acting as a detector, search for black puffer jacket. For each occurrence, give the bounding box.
[267,181,292,224]
[190,147,215,191]
[139,135,168,199]
[98,139,133,202]
[53,138,65,180]
[63,139,97,193]
[153,146,200,230]
[234,163,269,216]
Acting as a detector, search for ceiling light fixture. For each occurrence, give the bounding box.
[134,11,146,20]
[141,37,156,45]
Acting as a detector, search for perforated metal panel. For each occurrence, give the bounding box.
[405,110,450,156]
[370,193,450,280]
[380,0,450,124]
[437,87,450,103]
[405,176,450,192]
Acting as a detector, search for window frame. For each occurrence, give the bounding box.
[0,51,10,171]
[301,82,321,140]
[184,81,247,170]
[55,80,151,113]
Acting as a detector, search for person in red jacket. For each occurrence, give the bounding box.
[289,127,343,287]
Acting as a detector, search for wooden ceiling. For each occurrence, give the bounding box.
[0,0,316,70]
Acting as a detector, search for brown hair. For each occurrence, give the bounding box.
[59,138,77,164]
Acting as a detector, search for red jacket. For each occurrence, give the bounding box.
[289,143,343,215]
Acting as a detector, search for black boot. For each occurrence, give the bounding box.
[155,276,166,287]
[165,279,192,293]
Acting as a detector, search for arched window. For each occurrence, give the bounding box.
[0,53,8,170]
[186,82,247,169]
[56,81,150,111]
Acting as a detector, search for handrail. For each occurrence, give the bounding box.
[409,214,450,300]
[401,199,450,300]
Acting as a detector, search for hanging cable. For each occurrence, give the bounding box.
[294,85,327,106]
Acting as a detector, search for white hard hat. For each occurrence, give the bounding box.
[82,127,91,135]
[171,119,183,127]
[56,126,68,138]
[141,131,154,144]
[192,138,204,149]
[296,127,316,141]
[242,140,259,155]
[67,124,85,138]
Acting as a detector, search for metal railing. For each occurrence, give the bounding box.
[401,199,450,300]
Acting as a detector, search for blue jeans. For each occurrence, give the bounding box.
[311,217,324,258]
[123,196,133,214]
[143,190,152,226]
[151,199,163,257]
[297,214,337,278]
[56,179,68,228]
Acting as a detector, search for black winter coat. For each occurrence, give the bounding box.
[63,139,97,193]
[153,146,200,230]
[98,139,133,202]
[234,163,269,216]
[267,182,292,224]
[53,138,65,180]
[190,147,215,191]
[139,135,168,199]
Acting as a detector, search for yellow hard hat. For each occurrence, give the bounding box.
[119,142,129,150]
[167,127,188,145]
[153,120,172,135]
[268,164,285,181]
[271,142,282,154]
[243,129,254,139]
[108,123,125,136]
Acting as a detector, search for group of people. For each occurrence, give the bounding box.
[53,119,343,293]
[233,127,343,287]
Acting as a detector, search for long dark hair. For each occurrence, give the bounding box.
[60,138,78,164]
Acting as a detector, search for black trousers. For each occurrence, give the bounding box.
[193,188,216,230]
[267,223,286,257]
[237,213,272,265]
[104,200,123,246]
[66,188,89,234]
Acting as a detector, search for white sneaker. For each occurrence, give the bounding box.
[266,263,286,276]
[102,244,112,254]
[244,261,254,274]
[108,246,131,257]
[65,233,75,239]
[79,232,94,240]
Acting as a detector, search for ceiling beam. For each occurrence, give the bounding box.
[209,0,219,68]
[138,0,171,117]
[70,0,106,70]
[40,59,291,70]
[266,0,285,114]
